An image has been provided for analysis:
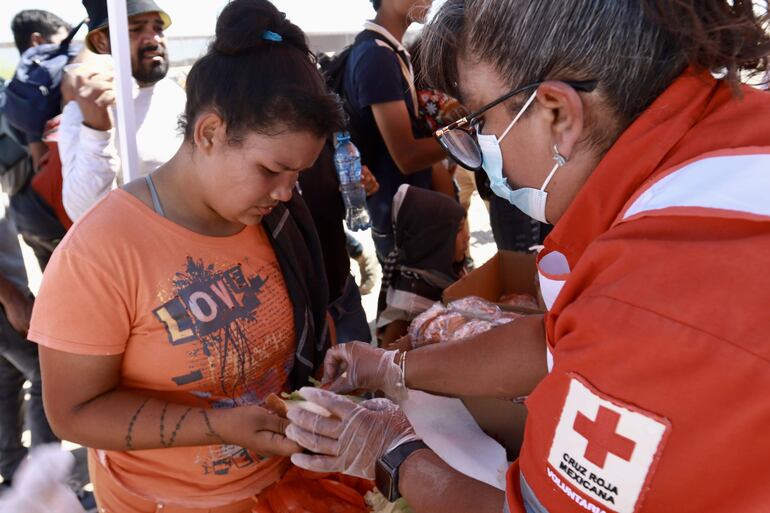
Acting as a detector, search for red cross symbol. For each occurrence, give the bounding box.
[573,406,636,468]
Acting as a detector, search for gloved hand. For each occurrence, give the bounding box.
[322,341,406,400]
[285,387,418,480]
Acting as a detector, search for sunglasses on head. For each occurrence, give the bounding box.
[434,79,598,171]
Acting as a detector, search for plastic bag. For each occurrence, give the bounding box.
[408,297,522,348]
[445,296,503,320]
[498,293,539,310]
[252,467,374,513]
[0,444,85,513]
[407,302,445,342]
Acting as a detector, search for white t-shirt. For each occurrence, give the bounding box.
[59,76,186,221]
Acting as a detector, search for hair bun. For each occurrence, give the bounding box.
[212,0,291,55]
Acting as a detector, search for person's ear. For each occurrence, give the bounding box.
[193,112,226,155]
[29,32,45,48]
[533,81,586,160]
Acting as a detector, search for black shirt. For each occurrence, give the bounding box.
[342,28,432,235]
[298,144,350,301]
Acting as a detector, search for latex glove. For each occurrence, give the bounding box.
[286,387,418,480]
[322,341,406,400]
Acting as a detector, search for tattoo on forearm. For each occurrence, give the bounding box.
[159,402,169,446]
[167,407,193,448]
[201,410,227,445]
[125,398,150,450]
[159,403,193,448]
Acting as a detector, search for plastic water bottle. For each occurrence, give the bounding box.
[333,132,371,231]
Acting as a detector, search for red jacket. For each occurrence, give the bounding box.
[31,116,73,230]
[508,71,770,513]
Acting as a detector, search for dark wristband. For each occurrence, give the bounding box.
[374,440,429,502]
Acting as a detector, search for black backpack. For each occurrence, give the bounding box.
[317,30,411,166]
[3,20,84,142]
[0,80,33,196]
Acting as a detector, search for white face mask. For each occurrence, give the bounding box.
[477,89,565,224]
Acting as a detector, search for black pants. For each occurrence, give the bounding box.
[0,306,58,482]
[9,185,66,272]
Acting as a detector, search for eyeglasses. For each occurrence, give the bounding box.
[434,80,598,171]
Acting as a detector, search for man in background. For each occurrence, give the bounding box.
[59,0,185,221]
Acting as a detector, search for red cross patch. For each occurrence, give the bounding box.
[546,375,670,513]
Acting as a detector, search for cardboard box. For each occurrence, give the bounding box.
[443,250,545,314]
[443,252,542,459]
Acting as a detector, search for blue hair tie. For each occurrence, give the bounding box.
[262,30,283,42]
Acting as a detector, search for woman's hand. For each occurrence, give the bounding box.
[361,165,379,196]
[322,342,405,400]
[286,387,418,479]
[220,405,301,457]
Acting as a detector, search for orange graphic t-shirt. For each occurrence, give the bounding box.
[29,190,296,507]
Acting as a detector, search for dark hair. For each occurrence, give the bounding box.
[421,0,769,132]
[11,9,70,54]
[371,0,382,11]
[642,0,770,88]
[406,37,427,89]
[179,0,344,143]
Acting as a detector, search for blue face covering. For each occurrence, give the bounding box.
[477,89,565,224]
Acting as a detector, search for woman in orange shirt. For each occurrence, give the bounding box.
[27,1,342,511]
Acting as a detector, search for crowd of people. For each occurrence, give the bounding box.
[0,0,768,512]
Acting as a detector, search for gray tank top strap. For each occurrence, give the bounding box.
[144,174,166,218]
